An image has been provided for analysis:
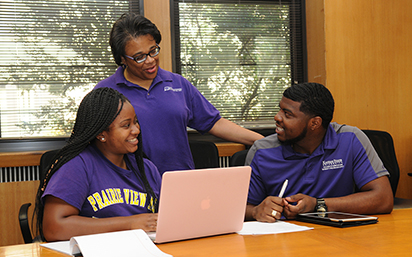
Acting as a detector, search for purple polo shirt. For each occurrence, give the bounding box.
[94,67,221,175]
[43,144,162,217]
[248,125,379,205]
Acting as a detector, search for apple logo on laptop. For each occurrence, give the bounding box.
[201,197,211,210]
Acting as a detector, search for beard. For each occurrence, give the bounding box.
[278,126,308,145]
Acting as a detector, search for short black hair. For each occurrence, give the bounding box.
[283,82,335,128]
[109,13,162,66]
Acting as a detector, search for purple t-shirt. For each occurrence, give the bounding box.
[94,67,221,174]
[42,145,161,217]
[248,125,379,205]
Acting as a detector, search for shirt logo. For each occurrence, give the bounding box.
[322,158,344,171]
[164,86,182,92]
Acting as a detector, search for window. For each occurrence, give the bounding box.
[172,0,306,127]
[0,0,141,138]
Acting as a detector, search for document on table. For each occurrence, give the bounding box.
[40,229,172,257]
[237,221,313,235]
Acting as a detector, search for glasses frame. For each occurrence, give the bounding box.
[124,44,161,64]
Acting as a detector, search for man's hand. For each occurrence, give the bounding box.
[246,196,285,222]
[283,194,317,219]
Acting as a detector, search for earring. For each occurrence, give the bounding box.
[101,137,105,141]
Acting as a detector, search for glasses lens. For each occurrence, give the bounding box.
[133,46,160,64]
[135,56,146,63]
[150,47,160,57]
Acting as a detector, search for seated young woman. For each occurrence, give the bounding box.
[34,87,160,242]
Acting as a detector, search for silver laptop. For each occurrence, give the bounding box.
[148,166,251,243]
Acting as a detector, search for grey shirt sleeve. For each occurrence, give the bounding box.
[331,122,389,178]
[245,134,280,166]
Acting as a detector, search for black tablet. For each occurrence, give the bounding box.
[297,212,378,228]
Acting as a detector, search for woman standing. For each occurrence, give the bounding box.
[95,13,263,175]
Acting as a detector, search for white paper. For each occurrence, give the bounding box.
[41,229,172,257]
[41,241,71,256]
[237,221,313,235]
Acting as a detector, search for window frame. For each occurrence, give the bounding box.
[0,0,307,151]
[170,0,307,128]
[0,0,143,151]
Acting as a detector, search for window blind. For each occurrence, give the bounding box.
[0,0,140,138]
[172,0,306,126]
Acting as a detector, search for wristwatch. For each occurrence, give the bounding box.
[315,198,328,212]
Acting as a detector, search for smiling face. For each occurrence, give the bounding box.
[274,96,312,145]
[121,34,159,88]
[97,101,140,166]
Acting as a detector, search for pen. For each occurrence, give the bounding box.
[271,179,288,218]
[278,179,288,198]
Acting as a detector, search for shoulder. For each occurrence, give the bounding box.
[253,133,281,150]
[245,133,281,165]
[95,67,124,89]
[58,146,99,175]
[331,122,372,148]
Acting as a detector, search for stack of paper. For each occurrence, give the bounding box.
[41,229,172,257]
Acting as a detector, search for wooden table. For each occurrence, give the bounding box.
[1,209,411,257]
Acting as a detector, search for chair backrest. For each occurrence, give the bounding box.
[18,149,60,244]
[362,130,399,196]
[189,140,219,169]
[229,149,249,167]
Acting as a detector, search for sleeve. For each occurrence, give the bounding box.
[338,123,389,178]
[42,157,90,211]
[245,134,279,166]
[351,136,380,189]
[245,143,258,166]
[247,151,267,205]
[183,78,221,134]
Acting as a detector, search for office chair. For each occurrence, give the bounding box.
[362,130,399,196]
[189,140,219,169]
[362,130,412,208]
[18,149,60,243]
[229,149,249,167]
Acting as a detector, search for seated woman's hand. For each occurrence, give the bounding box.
[130,213,158,232]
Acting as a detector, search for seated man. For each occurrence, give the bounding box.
[245,82,393,222]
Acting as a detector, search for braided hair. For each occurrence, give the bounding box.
[34,87,158,240]
[110,13,162,66]
[283,82,335,129]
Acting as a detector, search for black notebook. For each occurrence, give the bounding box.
[297,212,378,228]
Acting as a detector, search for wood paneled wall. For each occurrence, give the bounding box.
[0,181,38,246]
[144,0,173,72]
[306,0,412,199]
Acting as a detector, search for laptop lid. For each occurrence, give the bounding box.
[152,166,251,243]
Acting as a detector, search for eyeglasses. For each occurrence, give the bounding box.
[124,45,161,64]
